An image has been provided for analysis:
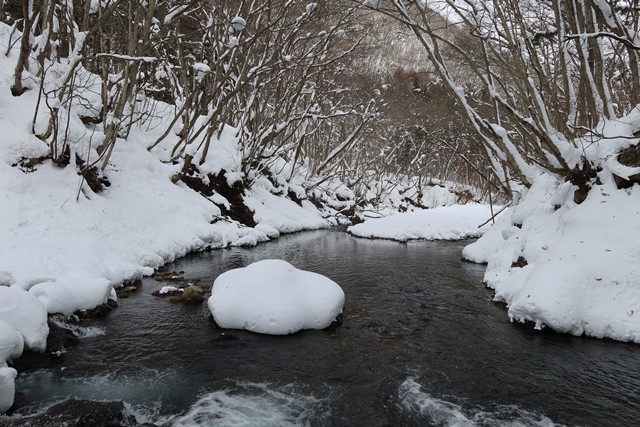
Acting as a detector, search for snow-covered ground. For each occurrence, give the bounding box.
[348,203,497,241]
[464,174,640,342]
[208,260,345,335]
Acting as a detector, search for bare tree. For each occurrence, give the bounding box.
[357,0,640,199]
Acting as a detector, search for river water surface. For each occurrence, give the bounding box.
[6,231,640,426]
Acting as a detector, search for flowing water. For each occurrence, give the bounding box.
[5,231,640,426]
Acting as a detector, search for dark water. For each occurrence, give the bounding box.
[6,231,640,426]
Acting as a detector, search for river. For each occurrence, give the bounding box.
[4,231,640,426]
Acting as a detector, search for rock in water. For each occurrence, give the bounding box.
[10,399,136,425]
[152,285,183,297]
[0,286,48,352]
[180,285,205,303]
[207,259,345,335]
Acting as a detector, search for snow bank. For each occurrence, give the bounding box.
[464,175,640,342]
[0,367,17,413]
[461,211,514,263]
[208,260,345,334]
[348,204,495,242]
[356,176,484,218]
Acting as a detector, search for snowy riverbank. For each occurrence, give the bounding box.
[464,174,640,343]
[347,203,497,242]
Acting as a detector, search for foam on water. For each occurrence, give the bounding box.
[165,382,329,427]
[12,372,329,426]
[50,317,106,339]
[398,379,560,427]
[13,369,178,413]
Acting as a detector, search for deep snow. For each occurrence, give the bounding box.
[208,260,345,335]
[461,107,640,343]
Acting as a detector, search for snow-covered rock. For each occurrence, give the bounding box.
[159,285,182,295]
[348,204,495,242]
[0,287,47,416]
[0,286,48,352]
[208,260,345,335]
[0,366,17,413]
[29,277,113,316]
[255,223,280,239]
[0,321,24,363]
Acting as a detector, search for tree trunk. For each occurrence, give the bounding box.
[12,0,34,96]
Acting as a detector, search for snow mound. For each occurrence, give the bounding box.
[208,260,344,335]
[348,204,495,242]
[0,286,48,352]
[462,210,514,263]
[0,320,23,363]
